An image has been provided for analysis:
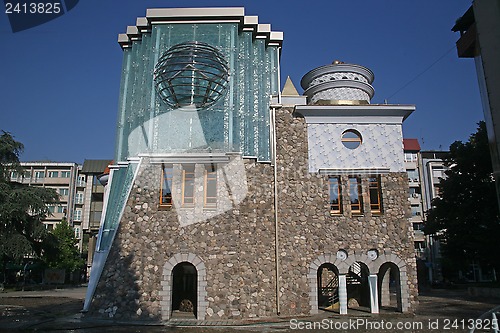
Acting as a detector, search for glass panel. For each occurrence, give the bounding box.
[369,176,382,213]
[329,177,341,214]
[342,130,362,150]
[204,167,217,208]
[115,24,278,163]
[349,177,362,213]
[182,168,195,206]
[98,162,138,251]
[160,165,173,207]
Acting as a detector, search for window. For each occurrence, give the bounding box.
[341,129,362,149]
[57,205,66,214]
[328,177,342,215]
[182,167,195,206]
[407,169,419,182]
[414,241,425,252]
[75,192,84,204]
[348,177,363,214]
[34,171,45,179]
[74,209,82,221]
[59,188,69,196]
[10,171,18,179]
[160,165,173,207]
[61,171,71,178]
[204,166,217,208]
[48,171,59,178]
[413,222,424,231]
[74,227,80,239]
[404,153,418,162]
[368,176,382,213]
[434,185,442,197]
[432,168,445,179]
[47,205,55,213]
[408,187,421,198]
[411,205,422,217]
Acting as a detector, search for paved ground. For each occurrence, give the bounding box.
[1,286,499,332]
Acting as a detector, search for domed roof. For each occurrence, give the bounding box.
[301,61,375,105]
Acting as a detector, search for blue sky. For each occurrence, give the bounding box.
[0,0,482,163]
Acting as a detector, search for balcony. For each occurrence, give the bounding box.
[413,230,425,242]
[414,248,427,260]
[408,177,420,184]
[409,194,421,205]
[410,213,423,223]
[404,161,418,169]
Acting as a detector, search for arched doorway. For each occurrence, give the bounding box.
[347,262,370,310]
[378,262,402,311]
[171,262,197,318]
[317,263,339,311]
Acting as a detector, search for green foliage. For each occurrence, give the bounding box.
[0,131,24,182]
[0,131,58,263]
[46,219,84,272]
[426,121,500,272]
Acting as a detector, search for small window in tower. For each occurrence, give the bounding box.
[369,176,383,214]
[341,130,362,149]
[329,177,342,215]
[160,164,173,208]
[348,176,363,214]
[204,165,217,208]
[182,167,195,206]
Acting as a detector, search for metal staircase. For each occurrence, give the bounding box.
[319,270,339,308]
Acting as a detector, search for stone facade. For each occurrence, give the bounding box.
[89,155,278,320]
[87,106,418,320]
[275,107,418,315]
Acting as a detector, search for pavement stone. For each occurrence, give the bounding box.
[0,286,499,332]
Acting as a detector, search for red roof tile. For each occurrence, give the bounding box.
[403,138,421,151]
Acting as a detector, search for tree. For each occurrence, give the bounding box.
[0,131,58,265]
[46,219,84,273]
[426,121,500,279]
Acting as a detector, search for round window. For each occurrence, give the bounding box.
[341,129,362,149]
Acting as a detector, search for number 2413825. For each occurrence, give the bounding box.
[5,2,61,14]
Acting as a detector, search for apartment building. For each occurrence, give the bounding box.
[403,139,425,258]
[420,150,449,283]
[11,162,80,231]
[79,159,112,278]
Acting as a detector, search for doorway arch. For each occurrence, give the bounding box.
[317,263,339,311]
[161,253,207,321]
[378,262,402,312]
[172,262,197,317]
[347,261,370,310]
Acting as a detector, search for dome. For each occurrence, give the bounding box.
[154,42,230,109]
[301,62,375,105]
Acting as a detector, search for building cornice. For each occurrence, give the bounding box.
[118,7,284,49]
[294,104,415,124]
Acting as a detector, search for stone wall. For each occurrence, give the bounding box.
[88,155,278,320]
[274,107,418,315]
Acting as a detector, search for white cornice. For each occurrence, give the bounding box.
[118,7,283,49]
[294,105,415,124]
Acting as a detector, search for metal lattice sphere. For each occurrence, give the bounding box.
[154,42,229,109]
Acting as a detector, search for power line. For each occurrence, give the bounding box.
[386,45,457,100]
